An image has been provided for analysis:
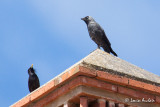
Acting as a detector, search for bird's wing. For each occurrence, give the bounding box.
[95,23,111,46]
[35,75,40,88]
[28,75,40,92]
[102,31,111,46]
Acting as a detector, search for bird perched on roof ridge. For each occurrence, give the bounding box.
[28,64,40,93]
[81,16,117,56]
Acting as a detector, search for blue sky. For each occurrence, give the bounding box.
[0,0,160,106]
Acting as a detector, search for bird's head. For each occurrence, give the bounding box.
[28,64,35,75]
[81,16,95,25]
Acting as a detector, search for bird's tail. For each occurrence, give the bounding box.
[110,48,118,56]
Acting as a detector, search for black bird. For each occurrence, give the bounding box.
[81,16,117,56]
[28,64,40,93]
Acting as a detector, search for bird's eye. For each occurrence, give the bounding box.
[86,16,89,19]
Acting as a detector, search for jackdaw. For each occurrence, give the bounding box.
[28,64,40,93]
[81,16,117,56]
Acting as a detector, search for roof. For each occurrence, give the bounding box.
[82,49,160,85]
[10,49,160,107]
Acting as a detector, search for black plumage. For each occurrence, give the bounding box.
[81,16,117,56]
[28,64,40,93]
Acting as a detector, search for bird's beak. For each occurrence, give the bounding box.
[31,64,33,68]
[81,18,85,21]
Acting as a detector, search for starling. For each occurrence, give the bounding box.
[81,16,117,56]
[28,64,40,93]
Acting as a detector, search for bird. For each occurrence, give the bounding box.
[81,16,117,56]
[28,64,40,93]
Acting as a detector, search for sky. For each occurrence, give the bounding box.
[0,0,160,107]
